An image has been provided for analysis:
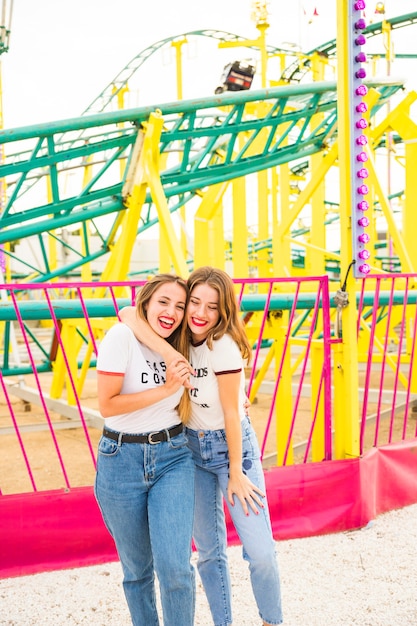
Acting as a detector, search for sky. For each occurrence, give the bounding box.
[2,0,417,129]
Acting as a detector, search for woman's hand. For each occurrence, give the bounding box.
[227,471,265,516]
[243,396,251,416]
[164,357,195,393]
[119,306,194,386]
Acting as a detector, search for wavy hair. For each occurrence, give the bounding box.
[135,273,191,423]
[187,266,252,363]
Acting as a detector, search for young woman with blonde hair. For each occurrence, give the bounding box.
[95,274,195,626]
[120,266,283,626]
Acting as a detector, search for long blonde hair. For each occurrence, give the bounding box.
[186,266,252,363]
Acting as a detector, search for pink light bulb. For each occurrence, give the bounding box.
[358,216,370,227]
[357,185,369,195]
[356,102,368,113]
[357,168,369,179]
[357,151,368,162]
[355,34,366,45]
[359,249,370,260]
[354,0,366,9]
[358,233,370,244]
[356,118,368,129]
[356,84,368,96]
[357,199,369,210]
[356,67,367,79]
[355,19,366,30]
[356,134,368,146]
[359,263,371,274]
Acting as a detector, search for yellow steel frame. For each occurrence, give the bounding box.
[50,111,190,400]
[44,5,417,458]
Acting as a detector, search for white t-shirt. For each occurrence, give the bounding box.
[96,323,183,433]
[187,333,247,431]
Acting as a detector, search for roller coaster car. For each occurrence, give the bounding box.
[214,60,256,94]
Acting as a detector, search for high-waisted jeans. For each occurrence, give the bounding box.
[94,427,196,626]
[186,417,283,626]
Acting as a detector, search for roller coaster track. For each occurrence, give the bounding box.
[9,11,417,202]
[0,12,416,281]
[81,30,287,116]
[0,28,286,212]
[0,78,403,281]
[280,11,417,83]
[82,13,417,113]
[316,11,417,57]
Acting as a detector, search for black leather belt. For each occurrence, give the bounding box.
[102,423,183,445]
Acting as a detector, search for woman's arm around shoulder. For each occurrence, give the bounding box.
[119,306,188,367]
[97,322,191,417]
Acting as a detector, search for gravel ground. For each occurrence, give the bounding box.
[1,503,416,625]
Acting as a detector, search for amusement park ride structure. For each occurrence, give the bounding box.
[0,2,416,430]
[0,15,414,345]
[0,3,416,436]
[0,6,416,284]
[1,0,417,578]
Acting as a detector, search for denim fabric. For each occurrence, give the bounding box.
[186,417,283,626]
[94,428,196,626]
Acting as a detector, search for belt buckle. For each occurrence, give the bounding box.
[148,431,161,444]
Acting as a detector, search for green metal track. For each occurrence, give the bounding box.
[0,13,416,281]
[0,78,403,281]
[280,11,417,83]
[81,29,287,116]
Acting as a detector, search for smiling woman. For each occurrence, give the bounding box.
[120,266,283,626]
[94,273,196,626]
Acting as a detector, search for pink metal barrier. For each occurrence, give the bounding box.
[3,441,417,578]
[0,281,139,495]
[1,274,417,578]
[0,276,333,496]
[358,274,417,452]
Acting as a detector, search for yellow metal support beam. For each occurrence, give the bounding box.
[171,37,187,101]
[365,146,414,274]
[257,168,269,277]
[279,142,338,238]
[275,316,293,465]
[232,177,249,277]
[50,111,190,399]
[194,182,228,269]
[307,53,326,276]
[274,163,291,277]
[333,0,360,460]
[141,112,188,277]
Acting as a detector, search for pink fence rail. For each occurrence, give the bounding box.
[357,274,417,453]
[0,276,332,496]
[2,275,417,578]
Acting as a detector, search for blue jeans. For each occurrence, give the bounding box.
[186,417,283,626]
[94,428,196,626]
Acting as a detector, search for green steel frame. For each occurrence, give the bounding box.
[0,79,403,281]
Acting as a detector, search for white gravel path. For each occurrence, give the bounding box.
[1,503,416,625]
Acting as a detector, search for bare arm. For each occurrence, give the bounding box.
[119,306,194,388]
[119,306,180,364]
[217,372,265,515]
[97,357,190,418]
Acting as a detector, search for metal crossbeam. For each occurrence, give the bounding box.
[0,80,403,280]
